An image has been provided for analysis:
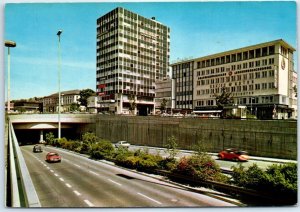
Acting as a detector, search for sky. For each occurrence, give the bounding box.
[1,0,298,101]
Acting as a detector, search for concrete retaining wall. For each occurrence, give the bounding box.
[95,116,297,159]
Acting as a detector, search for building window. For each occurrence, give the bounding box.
[269,58,274,65]
[255,72,260,79]
[255,60,260,67]
[255,84,260,90]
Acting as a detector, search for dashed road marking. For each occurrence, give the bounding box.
[73,190,81,196]
[84,200,94,207]
[137,192,162,205]
[108,179,122,186]
[65,183,72,188]
[54,174,59,177]
[47,167,50,169]
[50,170,54,173]
[89,171,99,176]
[74,164,81,168]
[59,178,64,182]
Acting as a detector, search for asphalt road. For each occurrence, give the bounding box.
[21,145,236,207]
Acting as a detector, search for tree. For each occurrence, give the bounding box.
[78,89,95,108]
[214,86,233,108]
[128,94,137,114]
[164,135,179,160]
[70,103,79,112]
[160,98,168,113]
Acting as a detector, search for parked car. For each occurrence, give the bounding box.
[218,148,249,162]
[115,141,130,148]
[46,152,61,163]
[33,145,43,153]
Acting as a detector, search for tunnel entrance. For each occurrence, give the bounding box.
[14,128,81,146]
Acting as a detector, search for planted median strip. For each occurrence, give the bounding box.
[45,132,298,206]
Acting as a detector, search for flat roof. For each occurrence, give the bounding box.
[171,39,296,66]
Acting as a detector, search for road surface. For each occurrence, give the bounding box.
[21,145,236,207]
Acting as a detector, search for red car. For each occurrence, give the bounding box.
[218,149,249,162]
[46,152,61,163]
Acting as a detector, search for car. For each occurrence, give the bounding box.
[115,141,130,148]
[46,152,61,163]
[33,145,43,153]
[218,148,249,162]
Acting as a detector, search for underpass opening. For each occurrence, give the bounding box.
[14,126,85,146]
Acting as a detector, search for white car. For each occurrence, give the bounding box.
[115,141,130,148]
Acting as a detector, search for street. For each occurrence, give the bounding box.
[21,145,236,207]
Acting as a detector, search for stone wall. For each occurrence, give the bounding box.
[95,115,297,160]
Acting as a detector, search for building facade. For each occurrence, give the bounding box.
[154,78,173,114]
[43,89,81,113]
[171,39,297,119]
[96,7,170,115]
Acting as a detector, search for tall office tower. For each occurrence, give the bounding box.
[96,7,170,115]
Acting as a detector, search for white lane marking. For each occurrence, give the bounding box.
[108,179,122,186]
[63,159,69,162]
[59,178,64,182]
[50,170,54,173]
[89,170,99,176]
[137,192,162,205]
[43,164,47,167]
[54,174,58,177]
[73,190,81,196]
[74,164,81,168]
[84,200,94,207]
[65,183,72,188]
[47,167,50,169]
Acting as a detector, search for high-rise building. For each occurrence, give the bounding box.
[171,39,297,119]
[96,7,170,115]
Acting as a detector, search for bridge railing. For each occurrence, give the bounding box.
[7,120,41,207]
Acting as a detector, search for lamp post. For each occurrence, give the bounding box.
[57,30,62,139]
[5,40,16,113]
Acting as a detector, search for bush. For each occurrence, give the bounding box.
[90,140,115,160]
[137,154,162,173]
[172,155,228,183]
[159,157,177,171]
[82,132,99,144]
[231,163,297,204]
[114,147,134,166]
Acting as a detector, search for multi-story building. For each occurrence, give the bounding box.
[171,39,297,119]
[43,89,81,113]
[154,77,173,114]
[96,7,170,115]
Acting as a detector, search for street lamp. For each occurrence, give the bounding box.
[5,40,16,113]
[57,30,62,139]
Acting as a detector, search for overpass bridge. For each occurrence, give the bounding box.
[9,114,96,144]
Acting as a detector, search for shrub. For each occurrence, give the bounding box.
[172,155,228,183]
[231,163,297,204]
[137,154,162,173]
[159,157,177,171]
[82,132,99,145]
[45,132,55,145]
[114,147,134,166]
[90,140,115,160]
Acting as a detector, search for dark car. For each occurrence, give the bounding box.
[218,148,249,162]
[33,145,43,153]
[46,152,61,163]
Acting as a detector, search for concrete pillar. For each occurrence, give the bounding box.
[39,130,44,143]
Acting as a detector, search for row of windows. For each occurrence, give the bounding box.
[195,58,274,77]
[195,45,275,69]
[197,70,275,85]
[196,82,275,96]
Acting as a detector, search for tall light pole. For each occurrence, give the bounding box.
[5,40,16,113]
[57,30,62,139]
